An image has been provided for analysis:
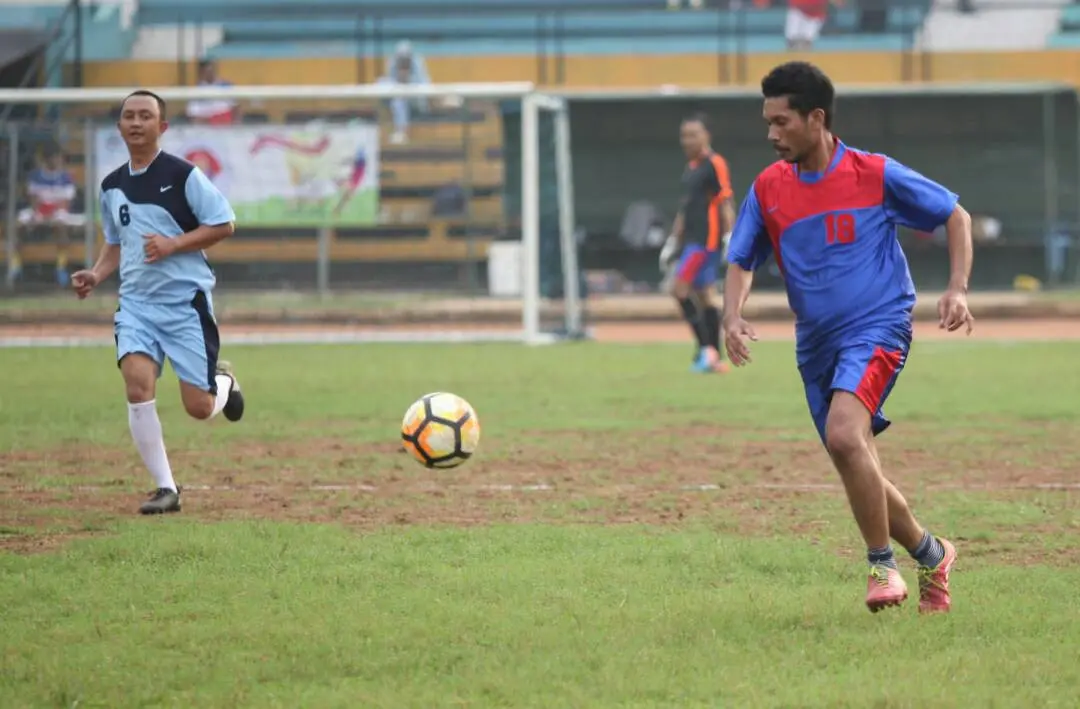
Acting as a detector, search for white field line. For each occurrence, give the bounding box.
[3,326,1080,348]
[27,481,1079,494]
[0,330,540,348]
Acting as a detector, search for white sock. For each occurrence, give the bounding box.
[128,400,176,492]
[210,374,232,419]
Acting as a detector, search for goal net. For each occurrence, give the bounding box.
[0,82,584,346]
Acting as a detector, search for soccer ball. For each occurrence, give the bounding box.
[400,392,480,468]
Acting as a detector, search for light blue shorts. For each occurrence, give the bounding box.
[114,291,221,393]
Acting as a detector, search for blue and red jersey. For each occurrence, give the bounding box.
[726,140,958,363]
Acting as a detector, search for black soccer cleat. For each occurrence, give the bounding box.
[139,487,181,515]
[216,360,245,422]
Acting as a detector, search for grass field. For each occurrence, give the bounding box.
[2,338,1079,708]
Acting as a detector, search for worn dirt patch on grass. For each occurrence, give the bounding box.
[3,316,1076,555]
[2,424,1077,565]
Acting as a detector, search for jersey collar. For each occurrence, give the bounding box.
[687,150,713,168]
[128,149,163,176]
[794,138,846,184]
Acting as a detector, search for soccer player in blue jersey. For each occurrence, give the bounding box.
[723,62,974,614]
[71,90,245,515]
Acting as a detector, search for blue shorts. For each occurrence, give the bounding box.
[114,291,221,393]
[800,335,910,445]
[674,244,720,289]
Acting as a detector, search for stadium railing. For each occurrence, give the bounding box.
[2,80,1079,346]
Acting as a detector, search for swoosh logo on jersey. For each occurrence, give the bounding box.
[767,206,778,214]
[160,185,173,193]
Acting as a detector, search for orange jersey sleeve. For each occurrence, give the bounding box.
[709,153,734,202]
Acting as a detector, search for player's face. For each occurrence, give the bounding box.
[118,95,168,150]
[763,96,817,164]
[680,120,708,159]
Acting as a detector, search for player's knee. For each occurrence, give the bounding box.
[124,380,155,404]
[824,422,865,462]
[182,393,215,420]
[671,280,690,299]
[120,355,157,403]
[824,401,871,462]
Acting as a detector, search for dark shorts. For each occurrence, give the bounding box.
[674,244,720,289]
[800,331,911,445]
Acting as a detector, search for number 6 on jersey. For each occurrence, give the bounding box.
[825,213,855,244]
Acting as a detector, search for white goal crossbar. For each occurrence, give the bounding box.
[0,82,582,346]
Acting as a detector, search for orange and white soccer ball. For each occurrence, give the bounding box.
[401,392,481,468]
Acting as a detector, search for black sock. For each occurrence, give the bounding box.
[678,297,708,349]
[909,531,946,569]
[703,306,722,356]
[868,545,898,570]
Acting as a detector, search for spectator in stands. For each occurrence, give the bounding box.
[786,0,843,51]
[7,146,85,287]
[377,41,432,145]
[185,59,239,125]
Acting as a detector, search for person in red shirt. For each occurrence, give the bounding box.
[185,60,238,125]
[786,0,843,50]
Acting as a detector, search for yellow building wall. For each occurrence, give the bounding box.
[80,50,1080,90]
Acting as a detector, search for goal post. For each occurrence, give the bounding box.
[0,82,584,345]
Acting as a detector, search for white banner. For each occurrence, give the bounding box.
[93,123,381,226]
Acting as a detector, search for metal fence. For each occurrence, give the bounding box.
[560,84,1080,292]
[2,83,1079,303]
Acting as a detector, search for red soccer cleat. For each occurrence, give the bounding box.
[866,565,908,613]
[917,537,957,614]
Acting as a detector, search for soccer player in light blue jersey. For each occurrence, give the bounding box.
[72,90,245,515]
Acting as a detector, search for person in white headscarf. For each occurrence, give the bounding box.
[376,41,432,145]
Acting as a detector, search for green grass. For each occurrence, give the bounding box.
[1,340,1079,708]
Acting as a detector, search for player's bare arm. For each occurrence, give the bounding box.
[938,204,975,334]
[671,208,685,243]
[720,263,758,366]
[71,243,121,299]
[143,222,235,263]
[719,199,735,235]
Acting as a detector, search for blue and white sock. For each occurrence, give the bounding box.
[910,531,946,569]
[868,545,898,571]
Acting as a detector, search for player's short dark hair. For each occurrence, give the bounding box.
[761,61,835,129]
[681,112,711,133]
[120,89,167,119]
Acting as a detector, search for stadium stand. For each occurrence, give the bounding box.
[4,100,508,275]
[1049,0,1080,48]
[129,0,931,59]
[0,1,934,62]
[922,0,1066,51]
[0,0,1076,287]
